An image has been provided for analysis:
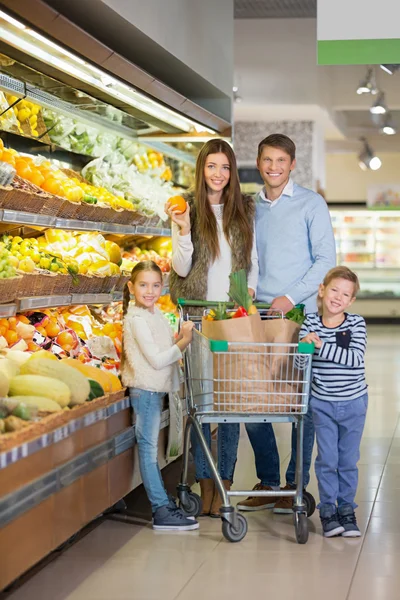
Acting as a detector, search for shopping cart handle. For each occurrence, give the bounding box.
[177,299,304,310]
[298,341,315,354]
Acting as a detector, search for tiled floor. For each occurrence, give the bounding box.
[8,325,400,600]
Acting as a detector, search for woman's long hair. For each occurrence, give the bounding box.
[195,139,253,264]
[121,261,163,370]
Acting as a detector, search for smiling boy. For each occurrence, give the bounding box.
[238,133,336,514]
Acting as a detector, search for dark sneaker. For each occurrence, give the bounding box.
[237,483,281,512]
[338,504,361,538]
[167,497,195,520]
[320,505,345,538]
[153,505,199,531]
[273,484,296,514]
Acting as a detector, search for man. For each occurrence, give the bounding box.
[237,134,336,513]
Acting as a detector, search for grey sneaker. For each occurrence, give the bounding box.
[320,505,345,538]
[153,505,199,531]
[338,504,361,538]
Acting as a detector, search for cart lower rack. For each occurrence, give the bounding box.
[176,303,315,544]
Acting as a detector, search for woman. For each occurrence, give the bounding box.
[166,139,258,517]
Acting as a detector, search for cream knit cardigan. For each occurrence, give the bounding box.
[121,304,182,392]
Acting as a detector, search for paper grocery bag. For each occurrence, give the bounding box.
[262,318,301,379]
[202,312,264,343]
[212,343,302,414]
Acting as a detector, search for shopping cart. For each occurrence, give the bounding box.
[176,300,315,544]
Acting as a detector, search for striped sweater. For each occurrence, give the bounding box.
[300,312,367,401]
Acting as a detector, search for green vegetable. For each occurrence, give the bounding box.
[83,194,97,205]
[285,307,305,325]
[214,303,231,321]
[88,379,105,401]
[229,270,253,313]
[12,403,34,421]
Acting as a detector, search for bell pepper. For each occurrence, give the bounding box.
[233,306,248,319]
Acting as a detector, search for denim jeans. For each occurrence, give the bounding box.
[193,423,240,482]
[130,388,169,512]
[245,405,315,488]
[311,394,368,509]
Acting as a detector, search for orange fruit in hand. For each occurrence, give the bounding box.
[168,195,187,215]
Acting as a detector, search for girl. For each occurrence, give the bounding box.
[300,266,367,538]
[121,260,198,531]
[165,139,258,518]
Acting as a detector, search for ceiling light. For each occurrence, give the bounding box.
[380,64,400,75]
[357,68,377,95]
[358,139,382,171]
[381,114,397,135]
[233,86,239,93]
[370,92,388,115]
[0,10,217,135]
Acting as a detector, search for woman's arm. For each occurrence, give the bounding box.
[171,222,194,277]
[248,225,259,296]
[131,316,182,370]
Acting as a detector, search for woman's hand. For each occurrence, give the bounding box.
[301,332,322,349]
[165,201,191,235]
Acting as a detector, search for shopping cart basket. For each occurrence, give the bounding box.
[176,300,315,544]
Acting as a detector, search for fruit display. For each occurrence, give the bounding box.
[0,244,17,279]
[82,156,175,220]
[121,237,172,273]
[5,95,42,138]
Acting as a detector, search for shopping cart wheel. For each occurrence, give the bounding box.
[303,491,316,517]
[294,512,308,544]
[180,492,202,518]
[222,514,248,543]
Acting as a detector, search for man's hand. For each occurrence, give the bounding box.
[301,332,322,349]
[248,288,255,300]
[270,296,294,316]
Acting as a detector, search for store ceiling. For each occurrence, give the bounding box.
[234,0,316,19]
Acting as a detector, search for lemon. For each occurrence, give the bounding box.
[18,108,31,122]
[31,130,39,137]
[18,257,35,273]
[11,236,23,246]
[31,105,40,116]
[29,250,41,264]
[50,262,59,272]
[39,257,51,270]
[8,255,19,268]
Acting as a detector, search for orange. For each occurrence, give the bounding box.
[5,330,19,345]
[46,322,61,338]
[0,318,9,330]
[17,315,31,324]
[27,341,41,352]
[28,169,45,188]
[36,326,47,336]
[1,150,16,167]
[0,325,7,337]
[168,195,187,215]
[0,138,4,152]
[42,178,62,196]
[57,331,75,348]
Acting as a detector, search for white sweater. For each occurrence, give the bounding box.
[121,305,182,392]
[172,204,259,302]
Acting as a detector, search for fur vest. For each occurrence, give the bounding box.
[170,193,255,307]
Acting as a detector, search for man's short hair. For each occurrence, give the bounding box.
[257,134,296,162]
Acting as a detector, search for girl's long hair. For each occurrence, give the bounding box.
[121,261,163,369]
[195,139,253,264]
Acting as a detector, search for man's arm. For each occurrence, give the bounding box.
[285,197,336,306]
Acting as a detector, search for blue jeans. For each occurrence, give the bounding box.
[193,423,240,482]
[130,388,169,512]
[311,394,368,509]
[245,405,315,487]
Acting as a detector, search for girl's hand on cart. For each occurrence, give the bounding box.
[165,201,191,235]
[248,287,255,299]
[181,321,194,342]
[301,332,322,349]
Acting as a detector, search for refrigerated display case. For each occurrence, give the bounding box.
[0,7,227,590]
[330,209,400,317]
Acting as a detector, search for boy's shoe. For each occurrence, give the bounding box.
[320,505,345,538]
[167,497,195,520]
[237,483,281,511]
[338,504,361,538]
[153,504,199,531]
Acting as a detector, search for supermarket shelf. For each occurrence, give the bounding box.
[0,303,16,317]
[0,210,171,236]
[0,292,122,315]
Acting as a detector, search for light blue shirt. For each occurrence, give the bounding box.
[255,181,336,313]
